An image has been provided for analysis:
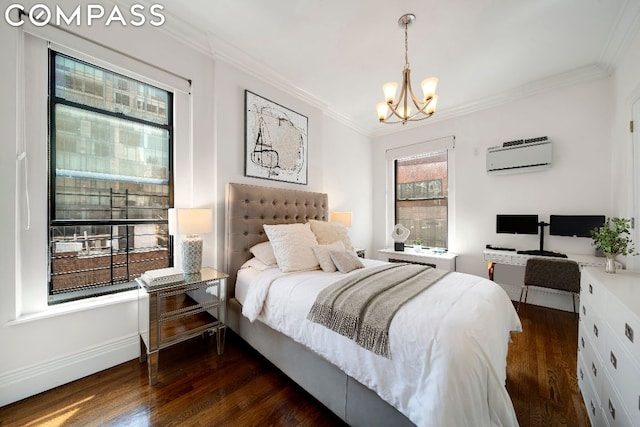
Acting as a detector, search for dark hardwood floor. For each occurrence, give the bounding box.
[0,303,588,427]
[506,303,589,427]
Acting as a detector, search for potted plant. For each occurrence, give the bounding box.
[590,217,637,273]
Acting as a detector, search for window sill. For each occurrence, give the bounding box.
[6,289,138,326]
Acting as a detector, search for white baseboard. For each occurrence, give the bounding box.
[0,333,139,407]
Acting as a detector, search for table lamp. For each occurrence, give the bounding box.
[330,212,352,228]
[168,208,213,274]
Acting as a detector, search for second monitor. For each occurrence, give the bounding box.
[549,215,605,238]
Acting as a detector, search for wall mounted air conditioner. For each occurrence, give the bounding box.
[486,140,552,175]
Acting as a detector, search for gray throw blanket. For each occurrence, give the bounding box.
[307,263,449,358]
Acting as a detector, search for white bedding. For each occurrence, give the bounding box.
[241,259,522,427]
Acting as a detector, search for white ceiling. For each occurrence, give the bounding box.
[157,0,640,136]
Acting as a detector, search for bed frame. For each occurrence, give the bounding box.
[224,182,413,426]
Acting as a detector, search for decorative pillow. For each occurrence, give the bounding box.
[308,219,355,253]
[263,223,320,272]
[312,241,346,273]
[330,250,364,273]
[240,257,277,271]
[249,241,277,266]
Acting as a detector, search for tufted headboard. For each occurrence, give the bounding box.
[224,182,329,298]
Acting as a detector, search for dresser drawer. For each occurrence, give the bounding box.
[578,352,604,427]
[602,323,640,426]
[581,274,605,312]
[580,298,607,360]
[601,368,637,427]
[579,320,604,397]
[606,296,640,363]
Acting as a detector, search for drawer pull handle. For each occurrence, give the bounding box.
[581,337,585,348]
[608,399,615,420]
[610,351,617,369]
[589,283,593,294]
[625,323,634,343]
[592,362,597,377]
[579,368,583,380]
[593,324,598,338]
[590,400,596,416]
[582,305,586,316]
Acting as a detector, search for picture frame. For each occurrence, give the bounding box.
[244,90,308,185]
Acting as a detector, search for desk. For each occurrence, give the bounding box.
[378,247,457,271]
[483,249,621,281]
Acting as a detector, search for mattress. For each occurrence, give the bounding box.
[239,259,522,427]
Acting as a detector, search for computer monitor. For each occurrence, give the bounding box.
[496,214,539,235]
[549,215,605,237]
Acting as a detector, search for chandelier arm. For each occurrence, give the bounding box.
[386,73,409,121]
[380,111,433,124]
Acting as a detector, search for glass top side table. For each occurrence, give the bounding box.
[137,267,228,385]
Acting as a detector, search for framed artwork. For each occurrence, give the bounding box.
[245,90,308,185]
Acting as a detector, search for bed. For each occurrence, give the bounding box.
[223,182,522,427]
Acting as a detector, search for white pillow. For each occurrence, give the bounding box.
[249,241,277,265]
[330,250,364,273]
[240,257,277,271]
[308,219,355,253]
[312,241,346,272]
[263,223,320,272]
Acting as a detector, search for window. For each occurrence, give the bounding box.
[48,51,173,304]
[395,151,448,248]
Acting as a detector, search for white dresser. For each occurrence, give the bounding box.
[578,267,640,427]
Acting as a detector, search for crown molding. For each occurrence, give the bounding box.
[598,0,640,74]
[153,7,333,110]
[368,63,611,139]
[136,2,617,139]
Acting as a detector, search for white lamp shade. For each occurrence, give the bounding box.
[397,104,412,118]
[426,94,438,114]
[330,212,352,228]
[168,208,213,236]
[420,77,438,99]
[383,82,398,103]
[376,102,389,120]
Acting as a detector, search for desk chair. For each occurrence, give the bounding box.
[519,258,581,313]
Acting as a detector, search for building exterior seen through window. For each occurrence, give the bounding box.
[49,51,173,303]
[395,151,448,249]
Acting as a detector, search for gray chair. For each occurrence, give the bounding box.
[519,258,581,313]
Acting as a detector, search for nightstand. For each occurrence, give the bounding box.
[137,267,228,385]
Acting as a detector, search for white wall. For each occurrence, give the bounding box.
[321,115,373,256]
[209,60,373,270]
[0,3,372,406]
[610,27,640,270]
[372,77,615,308]
[0,8,216,405]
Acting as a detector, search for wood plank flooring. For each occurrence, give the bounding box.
[0,303,588,427]
[506,303,590,427]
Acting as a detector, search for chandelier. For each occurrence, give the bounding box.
[376,13,439,124]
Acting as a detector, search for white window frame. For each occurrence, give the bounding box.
[16,26,190,316]
[385,136,456,251]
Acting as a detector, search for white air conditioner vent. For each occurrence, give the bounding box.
[486,140,552,175]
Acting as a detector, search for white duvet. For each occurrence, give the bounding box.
[241,259,522,427]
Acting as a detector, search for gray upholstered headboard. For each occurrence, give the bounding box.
[224,182,329,298]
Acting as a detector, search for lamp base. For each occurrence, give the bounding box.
[394,242,405,252]
[181,235,203,274]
